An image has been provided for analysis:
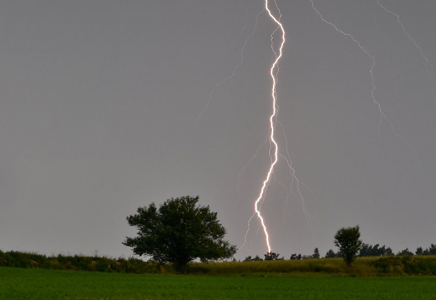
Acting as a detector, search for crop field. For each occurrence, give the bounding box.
[2,267,436,300]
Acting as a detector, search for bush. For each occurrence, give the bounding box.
[0,250,165,274]
[372,256,436,275]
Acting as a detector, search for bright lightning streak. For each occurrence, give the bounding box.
[250,0,286,254]
[239,0,432,255]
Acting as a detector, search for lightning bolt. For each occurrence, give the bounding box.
[242,0,313,254]
[248,0,286,254]
[309,0,411,149]
[188,0,434,257]
[376,0,435,86]
[375,0,436,130]
[239,0,433,255]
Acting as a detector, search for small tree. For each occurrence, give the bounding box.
[334,225,363,266]
[325,249,336,258]
[312,248,320,259]
[264,252,283,261]
[427,244,436,255]
[396,248,414,256]
[243,256,252,262]
[359,243,393,257]
[252,255,263,261]
[123,196,237,268]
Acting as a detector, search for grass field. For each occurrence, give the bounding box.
[2,267,436,299]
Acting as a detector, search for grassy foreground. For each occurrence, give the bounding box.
[1,267,436,300]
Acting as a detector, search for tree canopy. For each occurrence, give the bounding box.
[334,225,363,266]
[123,196,237,267]
[264,252,283,261]
[416,244,436,256]
[358,243,392,257]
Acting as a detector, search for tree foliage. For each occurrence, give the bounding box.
[123,196,237,267]
[290,253,302,260]
[427,244,436,255]
[358,243,393,257]
[416,244,436,256]
[264,252,283,261]
[243,255,263,262]
[325,249,344,258]
[312,248,320,259]
[334,225,363,266]
[396,248,414,256]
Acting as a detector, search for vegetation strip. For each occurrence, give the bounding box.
[2,250,436,276]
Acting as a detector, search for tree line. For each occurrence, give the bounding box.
[123,196,435,268]
[1,195,434,274]
[244,234,436,266]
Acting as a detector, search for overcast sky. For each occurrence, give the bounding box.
[1,0,435,259]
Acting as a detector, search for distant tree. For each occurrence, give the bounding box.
[416,244,436,256]
[359,243,393,257]
[385,247,394,255]
[396,248,414,256]
[359,244,370,257]
[243,256,252,262]
[325,249,336,258]
[334,225,363,266]
[252,255,263,261]
[264,252,283,261]
[243,255,263,262]
[123,196,237,269]
[385,247,393,256]
[426,244,436,255]
[290,253,303,260]
[312,248,320,259]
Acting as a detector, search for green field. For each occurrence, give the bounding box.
[2,267,436,300]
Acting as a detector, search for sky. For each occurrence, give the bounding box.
[1,0,435,260]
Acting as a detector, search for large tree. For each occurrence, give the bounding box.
[123,196,237,267]
[334,225,363,266]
